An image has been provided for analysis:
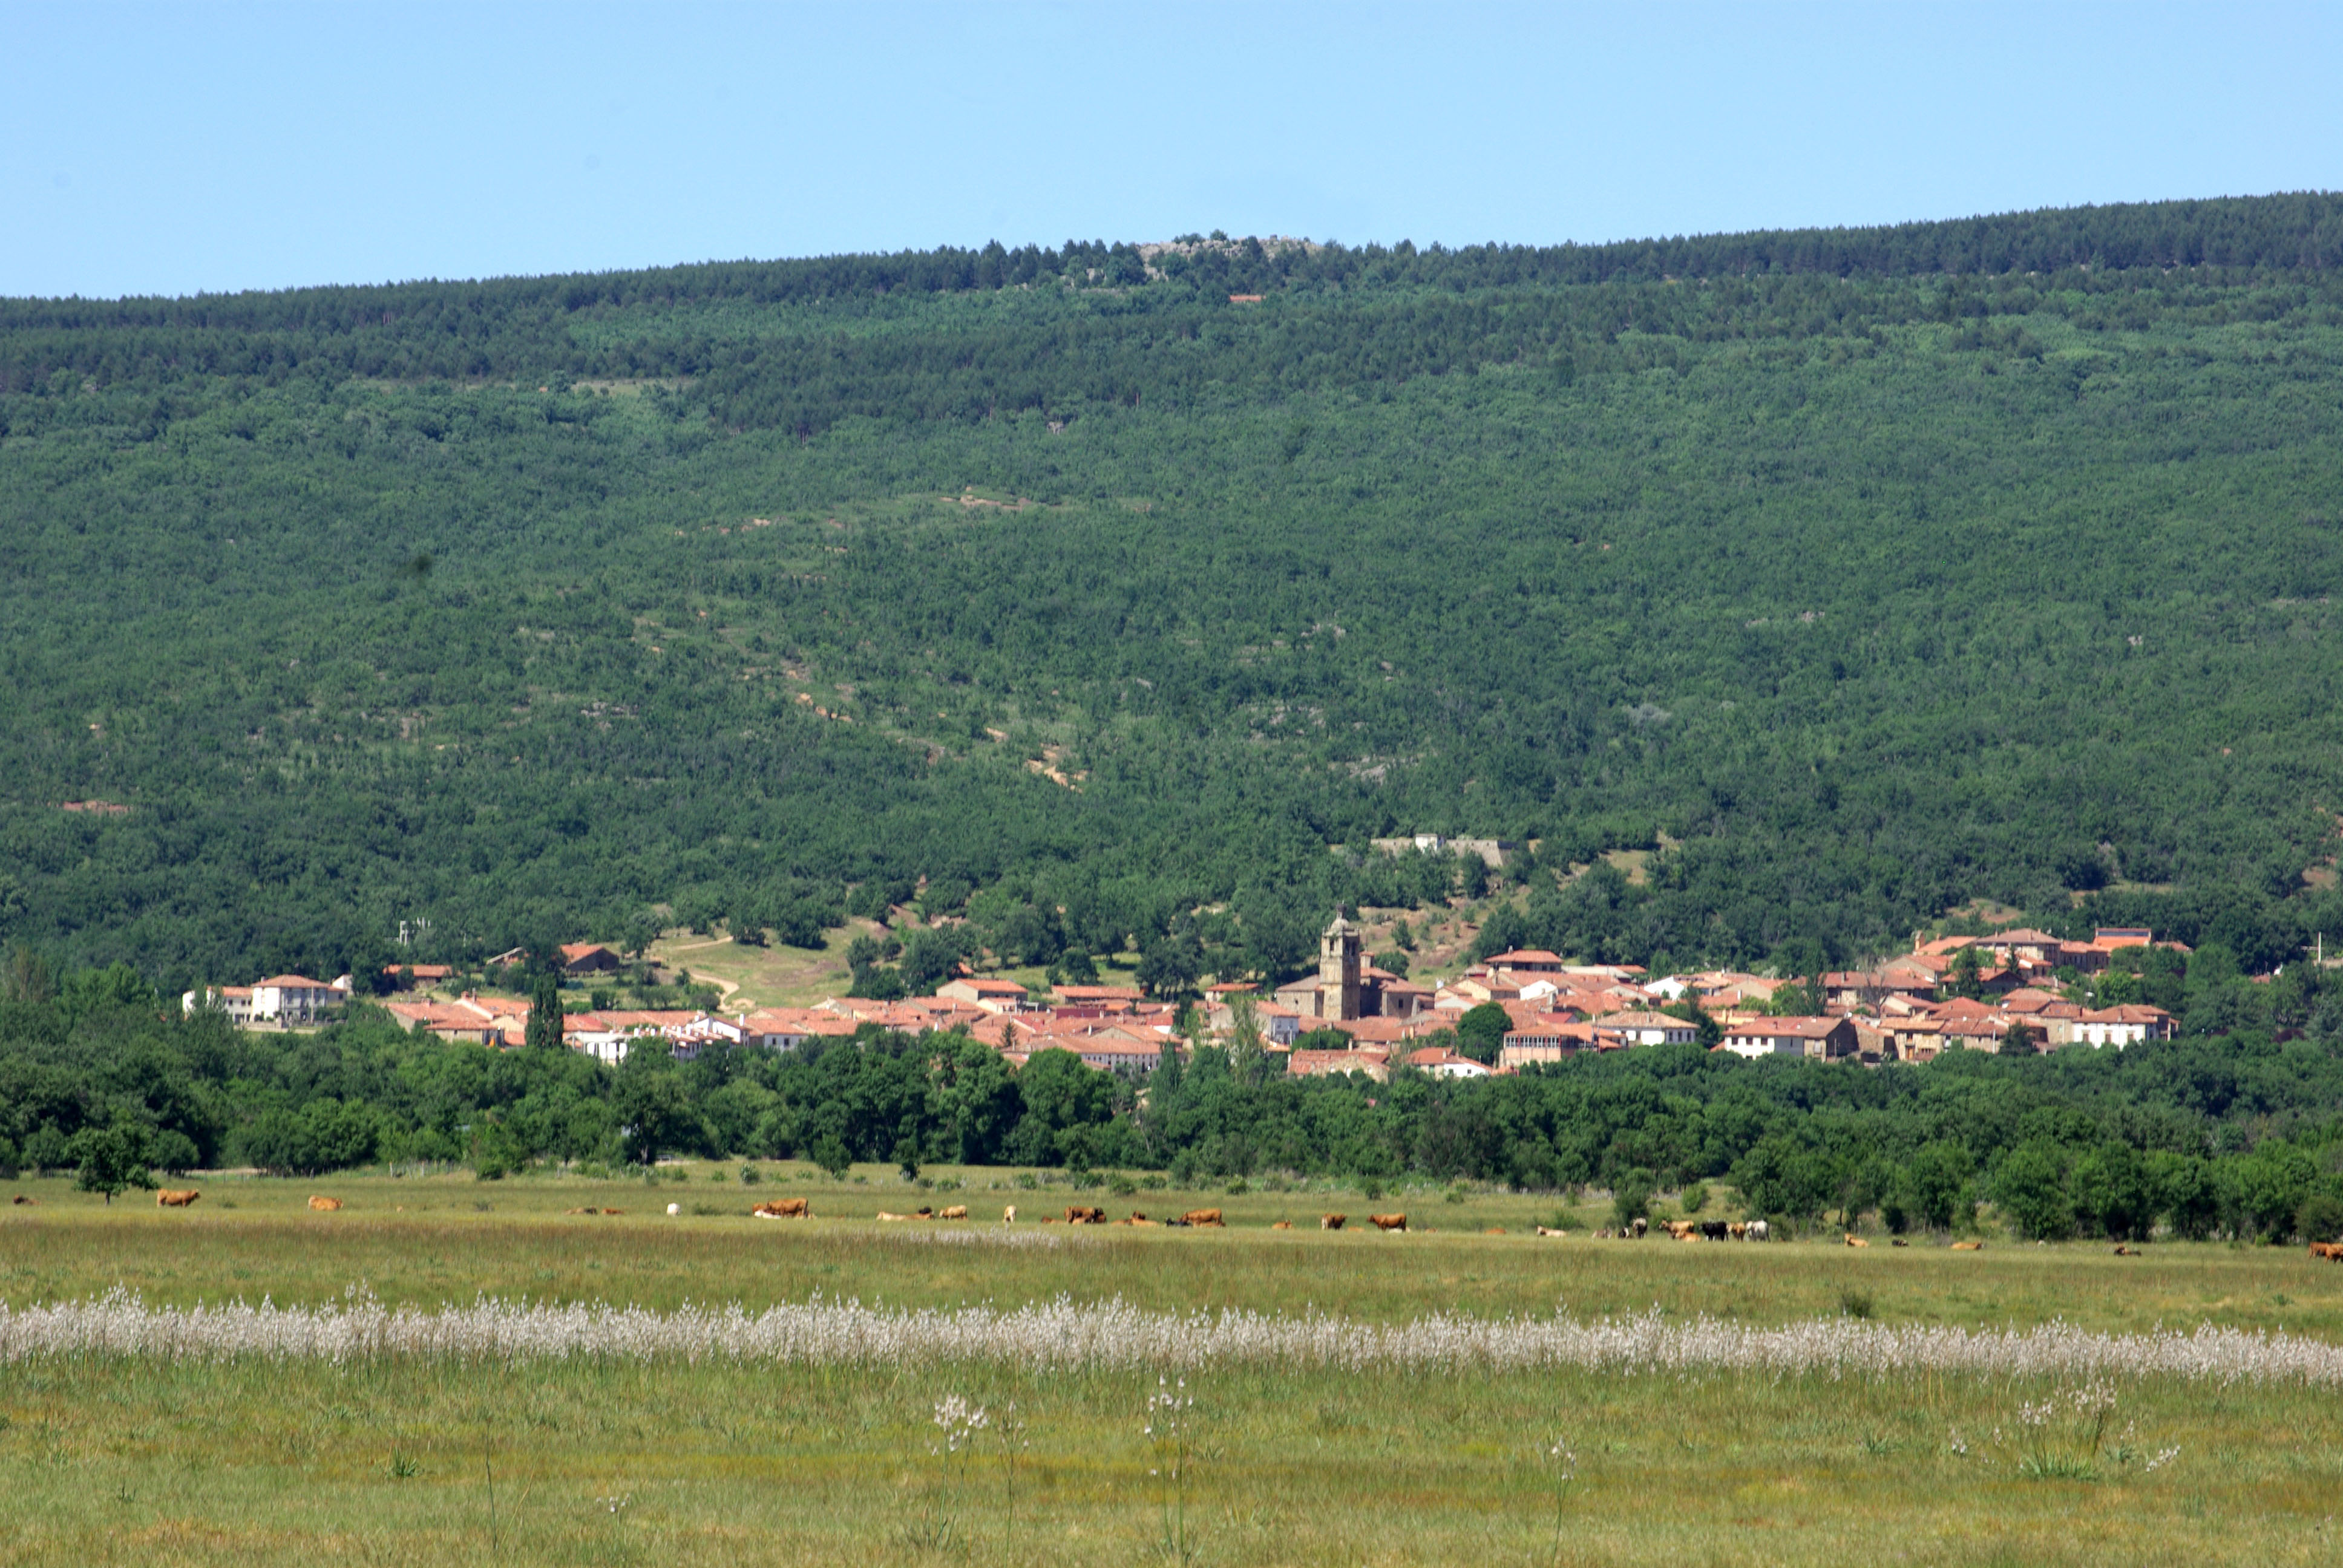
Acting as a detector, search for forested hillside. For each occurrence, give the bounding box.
[6,194,2343,990]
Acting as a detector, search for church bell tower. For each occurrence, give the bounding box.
[1319,913,1362,1021]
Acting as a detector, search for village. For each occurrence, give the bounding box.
[182,918,2183,1079]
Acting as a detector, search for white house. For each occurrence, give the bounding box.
[1599,1011,1697,1047]
[183,974,347,1027]
[2047,1005,2175,1049]
[1720,1016,1860,1060]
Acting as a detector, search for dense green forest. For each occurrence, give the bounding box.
[6,195,2343,991]
[8,963,2343,1243]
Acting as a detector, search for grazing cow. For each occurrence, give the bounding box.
[939,1205,968,1221]
[1181,1209,1225,1227]
[1271,1220,1293,1230]
[1066,1206,1107,1224]
[2309,1241,2343,1261]
[1369,1213,1408,1232]
[1728,1221,1748,1240]
[308,1195,342,1212]
[1844,1234,1869,1248]
[1700,1220,1731,1241]
[1321,1214,1348,1230]
[1744,1220,1768,1241]
[156,1189,199,1207]
[1628,1217,1648,1240]
[1950,1240,1983,1251]
[1662,1220,1698,1241]
[1535,1226,1569,1238]
[752,1198,811,1218]
[1003,1206,1017,1224]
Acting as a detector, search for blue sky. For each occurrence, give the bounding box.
[5,1,2339,299]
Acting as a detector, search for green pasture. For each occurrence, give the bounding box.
[9,1166,2343,1564]
[8,1163,2343,1334]
[3,1341,2341,1564]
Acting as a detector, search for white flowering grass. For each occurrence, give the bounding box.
[8,1286,2343,1388]
[1144,1374,1198,1563]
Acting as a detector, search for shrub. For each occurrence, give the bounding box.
[1610,1168,1656,1228]
[2295,1191,2343,1246]
[1680,1181,1709,1215]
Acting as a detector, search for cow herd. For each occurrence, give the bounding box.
[102,1190,2249,1253]
[1587,1217,1772,1241]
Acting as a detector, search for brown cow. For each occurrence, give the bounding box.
[1662,1220,1698,1241]
[1727,1221,1748,1239]
[1844,1235,1869,1248]
[1271,1220,1293,1230]
[1320,1214,1348,1230]
[2309,1242,2343,1261]
[1950,1240,1984,1251]
[11,1195,36,1206]
[1003,1205,1017,1224]
[2112,1244,2137,1256]
[308,1195,342,1212]
[1121,1214,1158,1226]
[1369,1213,1407,1232]
[1065,1206,1107,1224]
[939,1205,969,1221]
[1484,1227,1507,1235]
[156,1189,199,1207]
[752,1198,811,1218]
[603,1207,624,1215]
[1181,1209,1224,1227]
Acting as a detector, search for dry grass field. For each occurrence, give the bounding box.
[5,1165,2343,1564]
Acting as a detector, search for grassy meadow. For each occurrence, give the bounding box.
[7,1165,2343,1564]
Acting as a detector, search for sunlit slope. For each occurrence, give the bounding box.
[3,209,2342,978]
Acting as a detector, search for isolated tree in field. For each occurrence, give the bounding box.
[69,1125,154,1204]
